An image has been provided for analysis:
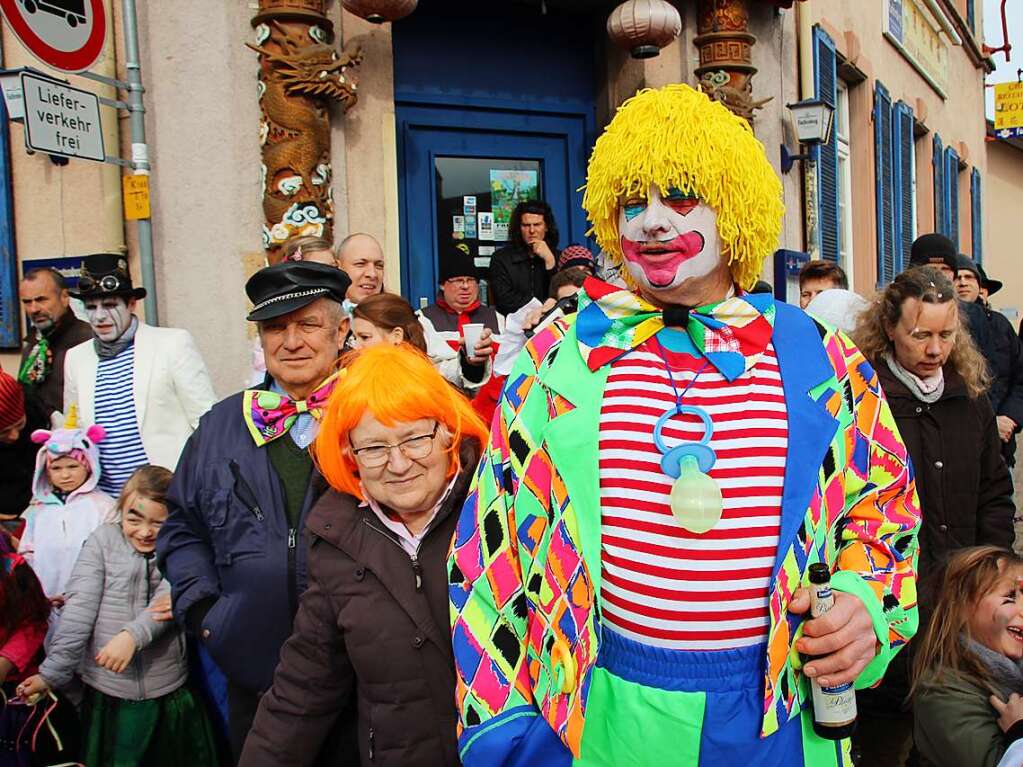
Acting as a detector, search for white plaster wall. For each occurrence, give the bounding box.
[134,0,265,395]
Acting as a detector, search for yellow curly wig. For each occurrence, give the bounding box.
[582,84,784,290]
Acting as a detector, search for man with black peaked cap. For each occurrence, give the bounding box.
[955,254,1023,467]
[157,261,356,764]
[63,253,216,495]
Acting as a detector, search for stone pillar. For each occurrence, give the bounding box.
[693,0,770,122]
[250,0,361,262]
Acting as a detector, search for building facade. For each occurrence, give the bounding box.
[0,0,1009,394]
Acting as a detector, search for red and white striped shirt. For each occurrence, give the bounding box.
[598,333,786,650]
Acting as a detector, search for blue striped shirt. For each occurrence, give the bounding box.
[94,344,149,496]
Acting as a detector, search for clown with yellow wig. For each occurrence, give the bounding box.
[449,85,921,765]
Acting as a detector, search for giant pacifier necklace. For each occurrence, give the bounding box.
[653,309,724,534]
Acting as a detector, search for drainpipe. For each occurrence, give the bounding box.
[96,0,125,258]
[120,0,157,324]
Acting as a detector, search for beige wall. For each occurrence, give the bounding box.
[0,0,124,374]
[805,0,989,291]
[985,140,1023,323]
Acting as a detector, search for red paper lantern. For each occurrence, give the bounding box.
[607,0,683,59]
[341,0,417,24]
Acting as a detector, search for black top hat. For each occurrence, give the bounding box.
[909,234,957,273]
[246,261,351,321]
[437,243,478,284]
[70,253,147,301]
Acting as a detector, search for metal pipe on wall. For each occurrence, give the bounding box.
[120,0,157,324]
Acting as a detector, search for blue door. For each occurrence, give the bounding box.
[392,1,598,308]
[397,104,590,307]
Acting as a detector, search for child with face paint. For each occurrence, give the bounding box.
[912,546,1023,767]
[17,466,220,767]
[18,408,114,625]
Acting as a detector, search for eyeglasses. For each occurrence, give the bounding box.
[445,277,476,288]
[350,422,439,468]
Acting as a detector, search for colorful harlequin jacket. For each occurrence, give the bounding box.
[448,297,921,766]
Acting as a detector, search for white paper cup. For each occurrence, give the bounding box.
[462,323,485,356]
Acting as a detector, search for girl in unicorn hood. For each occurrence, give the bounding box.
[19,408,115,603]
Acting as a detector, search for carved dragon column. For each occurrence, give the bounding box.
[251,0,362,263]
[693,0,770,123]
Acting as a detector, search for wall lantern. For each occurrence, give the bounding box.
[779,99,835,174]
[607,0,683,59]
[341,0,417,24]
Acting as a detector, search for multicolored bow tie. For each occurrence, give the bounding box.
[575,279,776,381]
[243,373,341,447]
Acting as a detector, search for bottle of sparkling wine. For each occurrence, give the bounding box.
[808,563,857,739]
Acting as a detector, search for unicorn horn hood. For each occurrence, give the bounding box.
[30,410,107,500]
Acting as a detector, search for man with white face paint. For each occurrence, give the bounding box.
[450,85,921,766]
[63,254,216,495]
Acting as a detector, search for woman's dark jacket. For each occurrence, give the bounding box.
[875,359,1014,606]
[239,440,480,767]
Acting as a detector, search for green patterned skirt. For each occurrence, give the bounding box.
[81,684,220,767]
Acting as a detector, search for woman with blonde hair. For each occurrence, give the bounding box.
[912,546,1023,766]
[851,266,1015,765]
[239,343,488,767]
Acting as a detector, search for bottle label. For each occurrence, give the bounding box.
[811,681,857,724]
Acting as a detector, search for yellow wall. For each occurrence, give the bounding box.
[985,139,1023,323]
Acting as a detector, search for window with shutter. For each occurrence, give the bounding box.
[933,134,944,235]
[874,82,895,284]
[945,147,960,249]
[893,102,915,274]
[813,26,840,262]
[971,168,982,264]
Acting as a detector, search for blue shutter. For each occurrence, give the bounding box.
[813,26,840,262]
[945,147,959,249]
[874,82,895,284]
[893,102,915,273]
[971,168,982,264]
[967,0,975,32]
[932,134,944,234]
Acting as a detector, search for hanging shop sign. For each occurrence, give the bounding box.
[994,82,1023,139]
[21,70,104,161]
[0,0,107,73]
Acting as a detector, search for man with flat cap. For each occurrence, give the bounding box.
[63,253,216,495]
[158,261,355,763]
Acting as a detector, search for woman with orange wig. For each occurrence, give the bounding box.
[240,343,488,767]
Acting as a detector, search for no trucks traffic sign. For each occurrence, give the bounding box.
[0,0,107,73]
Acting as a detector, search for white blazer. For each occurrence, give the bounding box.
[63,322,217,472]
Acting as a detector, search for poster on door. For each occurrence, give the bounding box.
[490,169,538,226]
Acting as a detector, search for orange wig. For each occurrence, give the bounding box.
[313,343,489,499]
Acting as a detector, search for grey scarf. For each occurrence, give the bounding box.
[883,352,944,404]
[94,316,139,359]
[964,636,1023,697]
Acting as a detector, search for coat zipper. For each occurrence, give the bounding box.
[368,727,375,761]
[229,460,265,521]
[287,526,298,615]
[361,518,425,591]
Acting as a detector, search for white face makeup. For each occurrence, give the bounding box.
[618,185,723,293]
[84,297,133,342]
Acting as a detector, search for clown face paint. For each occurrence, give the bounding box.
[618,186,722,293]
[84,297,133,342]
[968,572,1023,660]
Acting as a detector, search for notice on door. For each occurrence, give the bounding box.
[21,71,105,162]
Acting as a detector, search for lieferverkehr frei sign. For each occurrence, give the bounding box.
[21,71,104,162]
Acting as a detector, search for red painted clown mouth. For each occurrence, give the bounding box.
[620,232,706,287]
